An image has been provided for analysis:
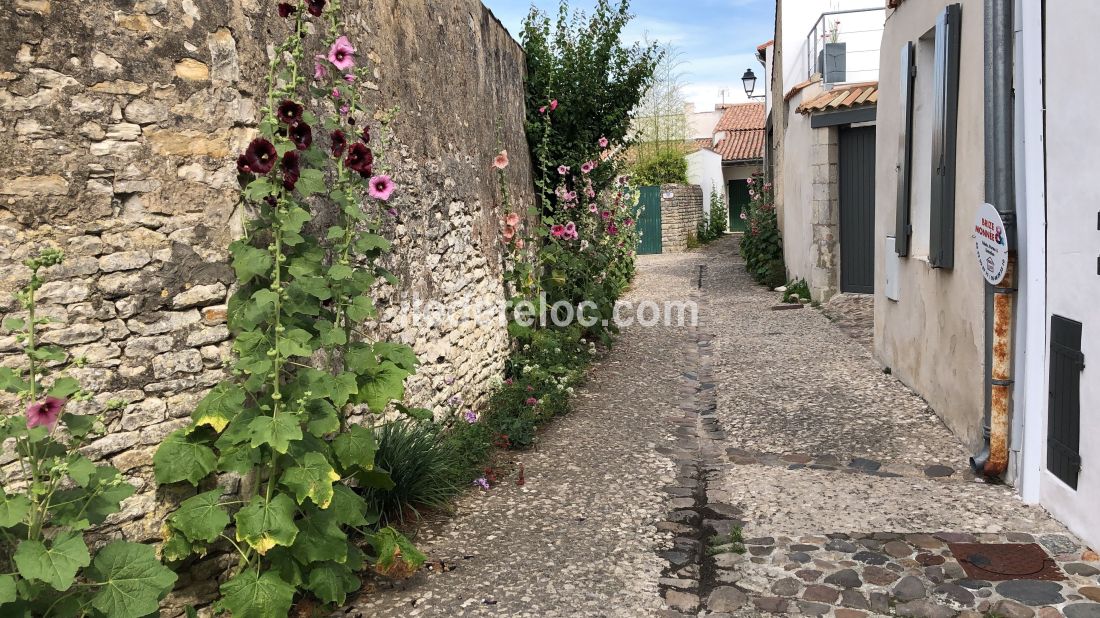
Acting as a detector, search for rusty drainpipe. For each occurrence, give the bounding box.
[971,0,1016,478]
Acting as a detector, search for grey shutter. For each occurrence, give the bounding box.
[1047,316,1084,489]
[895,41,916,257]
[929,4,962,269]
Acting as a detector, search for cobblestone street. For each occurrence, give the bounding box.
[347,236,1100,617]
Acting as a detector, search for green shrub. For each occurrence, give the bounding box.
[633,148,688,185]
[739,175,785,287]
[782,278,811,303]
[440,416,494,485]
[357,420,463,525]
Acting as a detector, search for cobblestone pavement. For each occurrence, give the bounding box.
[345,235,1100,617]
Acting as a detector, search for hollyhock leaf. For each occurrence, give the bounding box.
[353,233,391,255]
[266,548,303,587]
[0,367,28,394]
[345,295,375,322]
[332,425,375,471]
[0,574,15,604]
[14,532,90,591]
[170,490,230,543]
[305,399,340,437]
[296,169,326,197]
[355,468,395,490]
[290,508,346,564]
[281,206,312,234]
[326,225,346,240]
[234,494,299,556]
[394,403,433,421]
[243,178,276,202]
[328,485,370,527]
[277,328,314,358]
[52,467,135,526]
[160,527,198,562]
[217,442,262,474]
[275,141,297,156]
[29,345,66,363]
[61,412,96,439]
[46,377,79,399]
[0,493,32,527]
[154,430,217,485]
[66,455,97,487]
[218,569,295,618]
[247,414,302,454]
[230,289,278,331]
[356,361,410,413]
[231,243,274,285]
[290,275,332,301]
[370,527,425,578]
[281,451,340,508]
[192,383,246,433]
[86,541,176,618]
[1,317,24,332]
[306,561,359,605]
[328,263,354,281]
[329,372,358,409]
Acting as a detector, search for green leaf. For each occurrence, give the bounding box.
[328,263,354,281]
[192,383,246,433]
[330,372,358,408]
[317,320,348,347]
[232,289,278,331]
[354,234,392,254]
[243,177,276,202]
[281,205,312,234]
[13,532,90,591]
[326,226,347,240]
[231,243,274,285]
[306,561,359,605]
[290,507,347,565]
[355,469,395,491]
[248,414,303,454]
[373,342,419,372]
[290,275,332,301]
[2,317,25,332]
[169,490,230,543]
[218,570,296,618]
[305,399,340,437]
[0,367,28,393]
[333,425,376,471]
[87,541,178,618]
[369,527,426,578]
[154,430,217,485]
[345,295,376,322]
[47,376,80,399]
[277,328,314,358]
[295,168,326,197]
[281,452,340,509]
[234,494,298,555]
[0,493,31,527]
[356,361,411,413]
[0,574,15,604]
[66,455,96,487]
[61,412,96,439]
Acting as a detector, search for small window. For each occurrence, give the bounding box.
[928,3,962,269]
[1048,316,1084,489]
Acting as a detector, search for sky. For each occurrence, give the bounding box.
[481,0,776,110]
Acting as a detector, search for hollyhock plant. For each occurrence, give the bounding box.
[515,238,525,249]
[580,160,596,174]
[289,121,313,150]
[599,136,609,149]
[549,99,558,111]
[503,225,516,241]
[277,99,304,124]
[564,222,577,240]
[505,212,520,227]
[557,165,570,175]
[550,224,566,238]
[328,36,356,71]
[539,105,547,114]
[601,210,611,221]
[493,150,510,170]
[26,396,66,430]
[281,151,301,190]
[346,142,373,176]
[331,129,347,157]
[607,222,619,236]
[361,126,371,143]
[525,397,538,406]
[278,2,295,18]
[242,138,277,174]
[314,59,327,80]
[306,0,325,16]
[368,175,396,201]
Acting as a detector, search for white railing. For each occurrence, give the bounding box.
[805,7,885,86]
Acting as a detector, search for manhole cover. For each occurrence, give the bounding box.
[949,543,1066,581]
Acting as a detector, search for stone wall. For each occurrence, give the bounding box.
[0,0,532,598]
[659,184,704,253]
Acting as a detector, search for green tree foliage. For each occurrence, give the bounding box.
[632,148,689,185]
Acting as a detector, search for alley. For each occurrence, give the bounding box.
[348,236,1100,618]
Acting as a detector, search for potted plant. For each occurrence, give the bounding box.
[817,20,847,83]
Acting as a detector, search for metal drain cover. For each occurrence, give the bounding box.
[948,543,1066,581]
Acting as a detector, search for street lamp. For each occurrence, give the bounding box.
[742,68,763,100]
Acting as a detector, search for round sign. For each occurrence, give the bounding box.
[973,202,1009,285]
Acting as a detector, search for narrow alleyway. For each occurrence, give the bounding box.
[346,236,1100,618]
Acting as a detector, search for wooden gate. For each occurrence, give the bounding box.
[838,125,876,294]
[727,180,749,232]
[635,186,662,255]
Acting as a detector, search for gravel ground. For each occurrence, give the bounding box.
[344,235,1096,618]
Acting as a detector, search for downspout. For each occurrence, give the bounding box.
[971,0,1017,477]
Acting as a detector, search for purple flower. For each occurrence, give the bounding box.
[368,175,396,201]
[361,126,371,144]
[447,395,462,406]
[344,74,356,83]
[474,477,490,490]
[313,59,327,80]
[525,397,538,406]
[289,121,312,150]
[386,207,398,217]
[328,36,356,71]
[241,138,277,174]
[463,410,478,423]
[26,397,65,430]
[277,100,304,125]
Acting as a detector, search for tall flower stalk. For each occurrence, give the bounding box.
[153,2,423,614]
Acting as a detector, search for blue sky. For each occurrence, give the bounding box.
[482,0,775,109]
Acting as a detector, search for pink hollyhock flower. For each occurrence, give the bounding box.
[549,99,558,111]
[340,105,350,115]
[328,36,356,71]
[580,160,596,174]
[539,105,547,114]
[601,210,611,221]
[599,136,609,149]
[26,396,66,430]
[566,191,578,202]
[588,203,598,213]
[493,150,510,170]
[740,211,748,220]
[607,223,619,236]
[503,225,516,240]
[586,187,596,199]
[505,378,513,385]
[331,88,341,99]
[550,224,566,238]
[564,222,577,239]
[368,175,396,201]
[746,177,754,185]
[515,238,525,249]
[314,58,327,80]
[557,165,570,175]
[625,217,634,226]
[344,74,356,83]
[525,397,538,406]
[505,213,520,226]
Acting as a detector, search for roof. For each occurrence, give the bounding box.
[796,82,879,115]
[784,74,821,101]
[708,102,765,162]
[756,40,774,53]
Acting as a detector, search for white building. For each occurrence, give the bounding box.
[686,103,765,229]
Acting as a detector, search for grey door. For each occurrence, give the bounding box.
[839,126,876,294]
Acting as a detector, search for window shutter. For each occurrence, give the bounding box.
[1047,316,1084,489]
[895,41,916,257]
[929,4,962,269]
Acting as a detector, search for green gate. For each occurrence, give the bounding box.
[635,186,662,255]
[727,179,749,232]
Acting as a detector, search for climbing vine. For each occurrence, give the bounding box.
[0,249,177,618]
[153,2,422,614]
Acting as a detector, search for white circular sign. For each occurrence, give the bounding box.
[973,202,1009,285]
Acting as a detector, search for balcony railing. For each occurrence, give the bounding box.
[805,7,885,86]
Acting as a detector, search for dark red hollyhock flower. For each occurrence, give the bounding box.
[277,2,296,17]
[289,121,312,151]
[306,0,325,16]
[237,154,253,175]
[282,150,301,190]
[361,125,371,144]
[242,138,277,174]
[345,142,373,176]
[331,130,347,158]
[277,100,304,125]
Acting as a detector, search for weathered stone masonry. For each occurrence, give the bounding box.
[0,0,533,589]
[660,183,704,253]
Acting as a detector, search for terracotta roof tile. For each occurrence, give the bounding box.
[706,103,765,162]
[715,102,765,132]
[784,74,822,101]
[795,81,879,115]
